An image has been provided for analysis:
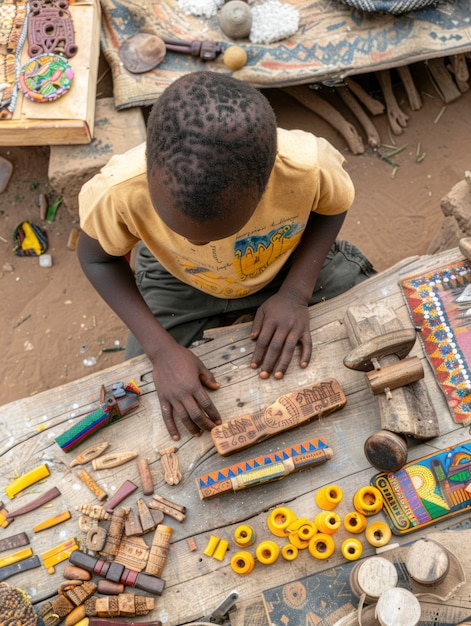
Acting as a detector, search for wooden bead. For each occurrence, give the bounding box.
[364,430,408,472]
[223,46,248,71]
[63,565,92,581]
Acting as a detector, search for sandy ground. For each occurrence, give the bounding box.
[1,60,470,406]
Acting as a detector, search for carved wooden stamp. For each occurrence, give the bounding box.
[211,379,346,455]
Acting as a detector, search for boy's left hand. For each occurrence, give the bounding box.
[249,293,312,379]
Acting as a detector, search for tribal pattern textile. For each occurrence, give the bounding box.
[401,260,471,426]
[0,0,28,118]
[338,0,438,15]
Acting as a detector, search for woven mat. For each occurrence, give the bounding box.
[401,259,471,426]
[100,0,471,110]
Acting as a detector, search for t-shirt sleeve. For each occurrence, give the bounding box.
[313,136,355,215]
[79,170,141,257]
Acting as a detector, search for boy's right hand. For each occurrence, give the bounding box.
[150,342,222,441]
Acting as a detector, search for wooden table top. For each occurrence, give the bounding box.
[1,247,471,625]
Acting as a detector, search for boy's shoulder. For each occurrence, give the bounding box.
[100,142,147,185]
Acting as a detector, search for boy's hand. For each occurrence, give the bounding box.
[250,293,312,379]
[150,342,221,441]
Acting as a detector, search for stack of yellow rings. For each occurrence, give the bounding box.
[343,511,368,534]
[256,540,280,565]
[341,537,363,561]
[231,551,255,575]
[365,521,392,547]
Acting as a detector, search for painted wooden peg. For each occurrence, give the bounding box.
[41,538,80,574]
[4,463,50,498]
[211,379,346,456]
[6,486,61,519]
[104,479,138,513]
[197,438,333,499]
[33,510,72,532]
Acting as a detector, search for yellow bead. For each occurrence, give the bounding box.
[256,540,280,565]
[223,46,248,71]
[231,550,255,575]
[341,537,363,561]
[308,533,335,559]
[343,511,367,534]
[315,484,343,510]
[353,485,384,516]
[365,521,392,547]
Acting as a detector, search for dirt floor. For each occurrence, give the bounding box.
[1,59,470,406]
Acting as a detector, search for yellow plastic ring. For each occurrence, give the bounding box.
[308,533,335,559]
[365,521,392,547]
[315,484,343,510]
[341,537,363,561]
[267,506,297,537]
[281,544,299,561]
[231,550,255,575]
[256,540,280,565]
[314,511,341,534]
[288,532,310,550]
[353,486,384,516]
[233,524,256,547]
[343,511,367,534]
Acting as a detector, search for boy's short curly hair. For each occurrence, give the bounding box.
[146,71,277,223]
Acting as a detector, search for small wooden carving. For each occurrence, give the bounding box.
[211,379,346,456]
[63,580,97,606]
[145,524,173,578]
[76,469,108,501]
[137,499,157,534]
[84,593,155,617]
[69,442,111,467]
[92,451,138,470]
[148,494,186,522]
[86,526,108,552]
[159,447,182,485]
[125,507,143,537]
[138,458,154,495]
[75,504,111,520]
[99,508,126,559]
[115,535,149,572]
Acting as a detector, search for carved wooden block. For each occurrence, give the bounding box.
[211,379,346,455]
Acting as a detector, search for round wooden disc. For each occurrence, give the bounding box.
[118,33,166,74]
[355,556,398,602]
[405,538,450,585]
[375,587,421,626]
[364,430,408,472]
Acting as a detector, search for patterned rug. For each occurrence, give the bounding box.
[100,0,471,109]
[401,259,471,426]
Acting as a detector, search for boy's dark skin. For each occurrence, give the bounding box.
[78,185,346,440]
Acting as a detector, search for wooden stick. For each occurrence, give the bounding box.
[344,76,385,115]
[376,69,409,136]
[283,86,364,155]
[335,85,381,148]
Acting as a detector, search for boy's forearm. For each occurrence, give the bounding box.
[77,232,173,360]
[279,211,347,303]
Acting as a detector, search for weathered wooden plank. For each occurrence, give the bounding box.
[0,247,467,624]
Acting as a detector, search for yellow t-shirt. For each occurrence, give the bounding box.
[79,128,354,299]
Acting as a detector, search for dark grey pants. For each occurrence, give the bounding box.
[125,239,375,358]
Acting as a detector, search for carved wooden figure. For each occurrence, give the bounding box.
[159,447,182,485]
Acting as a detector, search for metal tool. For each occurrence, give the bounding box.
[198,590,239,624]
